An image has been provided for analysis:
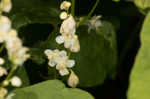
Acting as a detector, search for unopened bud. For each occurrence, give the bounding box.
[10,76,22,87]
[67,70,79,88]
[60,1,71,10]
[60,12,68,20]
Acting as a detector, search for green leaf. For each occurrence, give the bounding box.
[9,0,61,29]
[128,12,150,99]
[72,21,117,87]
[134,0,150,9]
[12,80,94,99]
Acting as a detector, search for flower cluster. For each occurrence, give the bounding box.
[0,0,30,98]
[45,1,79,88]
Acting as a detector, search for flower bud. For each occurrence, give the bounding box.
[60,12,68,20]
[60,1,71,10]
[0,67,7,77]
[68,70,79,88]
[0,88,8,98]
[10,76,22,87]
[0,57,5,65]
[0,0,12,13]
[2,80,9,87]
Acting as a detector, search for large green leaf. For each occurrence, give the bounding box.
[128,12,150,99]
[72,21,117,87]
[9,0,61,29]
[11,80,94,99]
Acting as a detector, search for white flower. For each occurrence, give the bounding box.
[10,76,22,87]
[5,29,30,66]
[0,0,12,13]
[0,67,7,77]
[60,1,71,10]
[0,88,8,98]
[0,16,11,43]
[45,49,75,76]
[60,15,76,35]
[60,11,68,20]
[67,70,79,88]
[56,34,80,52]
[88,15,102,33]
[0,57,5,65]
[56,56,75,76]
[45,49,63,67]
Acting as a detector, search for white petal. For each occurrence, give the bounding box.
[59,68,69,76]
[56,35,65,44]
[60,50,67,57]
[44,49,53,56]
[48,60,56,67]
[67,60,75,68]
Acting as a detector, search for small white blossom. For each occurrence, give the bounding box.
[0,88,8,99]
[56,56,75,76]
[5,29,30,66]
[60,15,76,35]
[0,67,7,77]
[60,1,71,10]
[10,76,22,87]
[56,34,80,52]
[68,70,79,88]
[0,0,12,13]
[0,57,5,65]
[0,16,11,43]
[60,11,68,20]
[88,15,102,33]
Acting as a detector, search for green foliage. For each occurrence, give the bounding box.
[72,21,117,87]
[128,12,150,99]
[134,0,150,9]
[12,80,94,99]
[8,0,118,88]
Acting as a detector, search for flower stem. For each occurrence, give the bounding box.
[5,65,17,80]
[71,0,75,16]
[0,43,5,53]
[87,0,100,18]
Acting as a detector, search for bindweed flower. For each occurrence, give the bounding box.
[68,70,79,88]
[0,67,7,77]
[60,11,68,20]
[0,0,12,13]
[88,15,102,33]
[56,34,80,52]
[0,88,8,99]
[0,57,5,65]
[10,76,22,87]
[60,1,71,11]
[60,15,76,35]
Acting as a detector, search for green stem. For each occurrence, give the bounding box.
[5,65,17,80]
[87,0,100,18]
[71,0,75,16]
[0,43,5,53]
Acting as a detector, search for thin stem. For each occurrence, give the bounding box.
[87,0,100,18]
[5,65,17,80]
[0,43,5,53]
[71,0,75,16]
